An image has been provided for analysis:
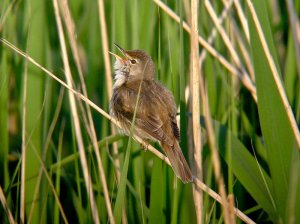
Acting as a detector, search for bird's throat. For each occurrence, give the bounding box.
[113,70,127,88]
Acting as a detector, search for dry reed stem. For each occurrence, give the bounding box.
[204,0,256,102]
[232,0,249,41]
[204,0,241,68]
[96,1,122,173]
[231,21,255,80]
[97,0,113,98]
[199,91,233,224]
[182,0,191,24]
[196,5,235,222]
[190,0,203,223]
[0,186,15,224]
[0,38,255,224]
[192,178,255,224]
[153,0,257,102]
[199,0,234,65]
[59,1,115,223]
[228,194,237,223]
[43,88,65,154]
[246,0,300,150]
[52,0,100,223]
[197,2,238,222]
[212,0,255,86]
[220,0,254,80]
[97,0,125,221]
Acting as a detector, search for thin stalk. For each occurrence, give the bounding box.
[97,0,123,222]
[190,0,203,223]
[59,1,115,223]
[153,0,257,102]
[28,88,64,223]
[199,0,234,63]
[204,0,256,102]
[231,21,255,80]
[52,0,100,223]
[232,0,249,41]
[27,141,68,223]
[0,186,16,224]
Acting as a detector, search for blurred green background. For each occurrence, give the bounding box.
[0,0,300,223]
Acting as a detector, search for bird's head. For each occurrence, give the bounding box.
[110,43,155,87]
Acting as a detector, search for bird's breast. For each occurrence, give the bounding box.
[113,71,127,88]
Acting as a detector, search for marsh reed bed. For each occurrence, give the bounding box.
[0,0,299,223]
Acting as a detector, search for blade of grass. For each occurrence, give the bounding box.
[70,189,87,223]
[286,0,300,80]
[22,0,46,222]
[207,118,276,218]
[54,121,64,224]
[112,123,132,223]
[0,34,10,206]
[247,0,300,149]
[131,144,146,223]
[248,0,300,221]
[26,140,68,223]
[148,158,164,224]
[0,0,17,32]
[170,181,180,224]
[284,23,299,104]
[286,148,300,223]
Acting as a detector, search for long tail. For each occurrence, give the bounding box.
[162,142,193,183]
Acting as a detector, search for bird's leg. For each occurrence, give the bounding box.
[141,140,150,151]
[132,136,150,151]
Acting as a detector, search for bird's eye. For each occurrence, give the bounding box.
[130,59,137,64]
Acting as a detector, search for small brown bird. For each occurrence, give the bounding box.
[109,43,192,183]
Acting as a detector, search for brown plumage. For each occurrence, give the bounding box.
[109,44,193,183]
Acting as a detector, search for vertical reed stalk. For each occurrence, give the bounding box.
[190,0,203,223]
[59,1,115,223]
[52,0,100,222]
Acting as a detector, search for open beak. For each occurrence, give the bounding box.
[108,51,124,61]
[114,43,127,57]
[109,43,132,64]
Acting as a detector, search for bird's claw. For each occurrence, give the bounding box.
[141,141,150,151]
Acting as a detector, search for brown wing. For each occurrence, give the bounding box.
[115,80,178,145]
[171,117,180,140]
[113,80,192,183]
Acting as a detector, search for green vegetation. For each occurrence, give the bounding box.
[0,0,299,223]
